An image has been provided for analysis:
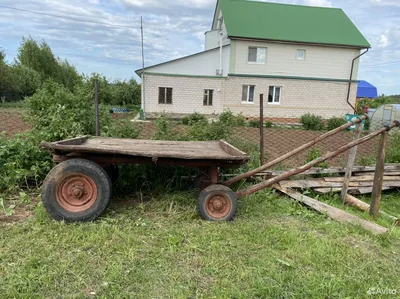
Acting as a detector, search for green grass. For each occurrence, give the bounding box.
[1,190,399,298]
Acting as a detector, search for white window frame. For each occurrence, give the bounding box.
[203,89,214,106]
[296,49,306,61]
[268,86,282,105]
[248,47,267,64]
[242,85,255,104]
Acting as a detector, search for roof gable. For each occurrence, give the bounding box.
[219,0,370,48]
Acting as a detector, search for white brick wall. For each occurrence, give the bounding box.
[143,74,225,118]
[143,73,357,119]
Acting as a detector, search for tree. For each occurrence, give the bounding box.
[0,50,12,97]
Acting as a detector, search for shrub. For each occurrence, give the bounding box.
[386,132,400,163]
[102,118,142,139]
[248,119,260,128]
[305,147,328,169]
[326,116,346,131]
[265,121,273,128]
[181,112,206,126]
[188,120,231,141]
[300,113,324,131]
[153,114,181,141]
[219,110,246,127]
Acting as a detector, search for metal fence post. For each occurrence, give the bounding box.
[94,79,100,136]
[260,94,264,166]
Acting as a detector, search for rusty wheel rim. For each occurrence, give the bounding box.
[205,194,232,219]
[56,174,98,213]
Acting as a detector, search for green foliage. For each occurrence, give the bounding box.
[153,114,181,141]
[11,64,42,96]
[356,96,400,114]
[248,119,260,128]
[102,119,142,139]
[305,147,329,168]
[219,110,246,127]
[386,132,400,163]
[265,121,273,128]
[300,113,324,131]
[326,116,346,131]
[187,120,231,141]
[26,81,110,140]
[181,112,207,126]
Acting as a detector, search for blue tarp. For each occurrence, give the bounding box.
[357,80,378,98]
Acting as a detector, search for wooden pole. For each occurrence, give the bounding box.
[236,122,399,198]
[370,131,389,217]
[260,94,264,166]
[341,120,362,204]
[94,79,100,136]
[224,115,367,186]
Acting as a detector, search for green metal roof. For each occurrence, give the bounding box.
[219,0,370,48]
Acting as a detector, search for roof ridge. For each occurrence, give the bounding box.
[225,0,342,11]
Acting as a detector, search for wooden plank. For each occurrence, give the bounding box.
[346,194,399,225]
[371,132,389,217]
[314,186,395,195]
[324,176,400,182]
[341,121,362,204]
[280,179,400,189]
[274,186,389,235]
[261,165,400,176]
[41,138,249,162]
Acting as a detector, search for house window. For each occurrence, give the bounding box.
[248,47,267,64]
[296,49,306,61]
[242,85,255,103]
[158,87,173,104]
[203,89,213,106]
[268,86,281,104]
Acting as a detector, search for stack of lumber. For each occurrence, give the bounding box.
[269,165,400,195]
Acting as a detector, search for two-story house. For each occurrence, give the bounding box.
[136,0,371,121]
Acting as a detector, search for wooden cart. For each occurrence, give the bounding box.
[40,120,399,223]
[40,136,249,222]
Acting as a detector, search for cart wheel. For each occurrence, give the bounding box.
[42,159,112,222]
[103,164,119,185]
[197,185,238,221]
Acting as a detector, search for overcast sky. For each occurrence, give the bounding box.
[0,0,399,95]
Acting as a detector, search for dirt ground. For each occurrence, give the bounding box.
[0,110,31,136]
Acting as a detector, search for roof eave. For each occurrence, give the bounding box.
[229,36,371,49]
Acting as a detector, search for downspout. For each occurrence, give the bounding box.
[347,48,369,113]
[219,18,223,76]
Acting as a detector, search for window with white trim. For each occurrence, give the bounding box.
[296,49,306,61]
[248,47,267,64]
[158,87,173,104]
[268,86,281,104]
[242,85,255,103]
[203,89,213,106]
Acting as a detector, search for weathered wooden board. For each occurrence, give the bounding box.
[324,176,400,182]
[41,137,249,162]
[314,186,395,195]
[279,179,400,189]
[262,165,400,176]
[274,186,389,235]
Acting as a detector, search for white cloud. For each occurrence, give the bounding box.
[303,0,333,7]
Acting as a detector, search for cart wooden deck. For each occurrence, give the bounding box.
[41,136,249,167]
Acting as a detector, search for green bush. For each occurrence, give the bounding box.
[181,112,206,126]
[102,118,142,139]
[326,116,346,131]
[265,121,273,128]
[188,120,231,141]
[248,119,260,128]
[305,147,328,169]
[219,110,246,127]
[386,132,400,163]
[300,113,324,131]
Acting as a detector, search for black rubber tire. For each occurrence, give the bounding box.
[197,184,238,221]
[103,164,120,185]
[41,159,112,222]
